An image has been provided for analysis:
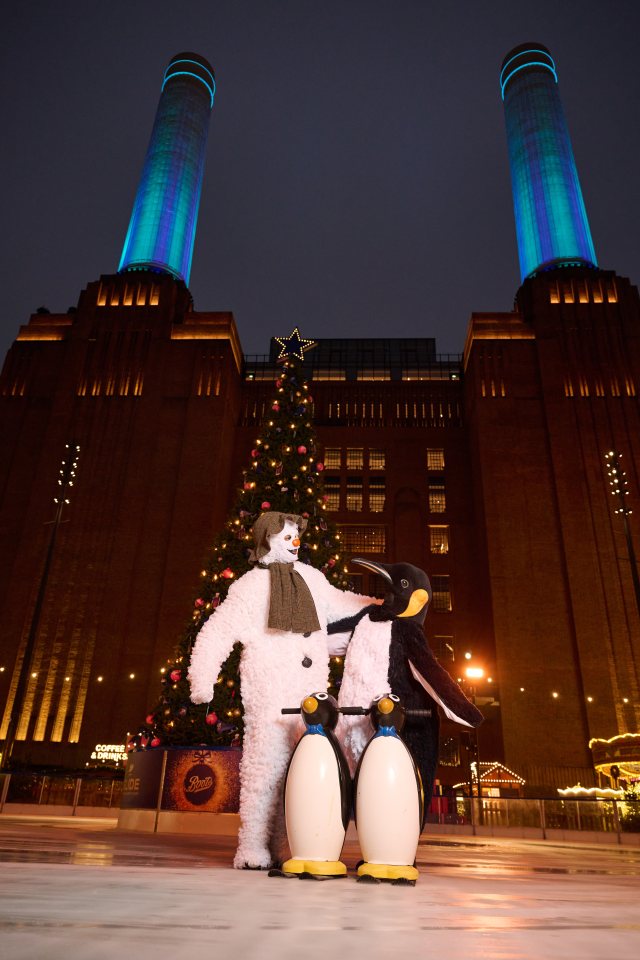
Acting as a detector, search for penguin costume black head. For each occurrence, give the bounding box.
[354,558,431,624]
[335,557,483,828]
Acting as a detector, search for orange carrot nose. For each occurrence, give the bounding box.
[292,538,300,548]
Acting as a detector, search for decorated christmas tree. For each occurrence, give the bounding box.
[131,329,351,752]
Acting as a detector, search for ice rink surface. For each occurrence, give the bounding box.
[0,816,638,959]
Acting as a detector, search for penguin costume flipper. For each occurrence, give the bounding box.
[403,628,484,728]
[327,603,381,635]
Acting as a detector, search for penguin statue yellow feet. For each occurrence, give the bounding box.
[272,692,351,880]
[354,694,423,885]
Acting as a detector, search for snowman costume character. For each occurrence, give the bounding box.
[188,512,376,869]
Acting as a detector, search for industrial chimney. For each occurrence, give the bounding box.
[118,52,215,286]
[500,43,597,281]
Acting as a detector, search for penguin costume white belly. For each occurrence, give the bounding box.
[333,558,484,828]
[354,694,423,883]
[275,692,351,879]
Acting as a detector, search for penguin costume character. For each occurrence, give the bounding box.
[274,692,351,879]
[334,558,483,824]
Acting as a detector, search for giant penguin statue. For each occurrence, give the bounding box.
[354,693,425,884]
[333,558,483,824]
[275,691,351,879]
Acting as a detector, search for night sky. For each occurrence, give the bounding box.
[2,1,639,364]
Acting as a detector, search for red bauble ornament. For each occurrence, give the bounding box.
[272,402,280,411]
[145,714,155,725]
[261,501,271,510]
[170,669,182,682]
[297,445,307,454]
[205,712,218,725]
[211,595,221,608]
[302,512,309,518]
[150,737,161,748]
[275,379,282,388]
[307,395,313,402]
[251,449,259,458]
[322,494,329,501]
[328,558,336,568]
[243,482,252,490]
[221,568,234,579]
[194,598,204,608]
[316,462,325,471]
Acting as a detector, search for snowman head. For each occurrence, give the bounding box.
[249,511,307,565]
[263,518,301,564]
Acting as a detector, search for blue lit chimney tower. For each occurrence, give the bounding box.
[500,43,597,282]
[118,52,215,286]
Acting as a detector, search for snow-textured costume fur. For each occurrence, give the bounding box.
[189,560,373,869]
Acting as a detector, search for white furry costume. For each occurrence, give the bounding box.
[189,517,374,869]
[338,617,392,774]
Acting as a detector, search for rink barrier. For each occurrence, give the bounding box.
[1,770,638,844]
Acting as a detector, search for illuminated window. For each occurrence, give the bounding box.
[429,525,449,554]
[429,481,446,513]
[346,448,364,470]
[439,735,460,766]
[313,369,346,381]
[431,575,452,612]
[356,369,391,380]
[149,284,160,306]
[324,448,341,470]
[427,448,445,471]
[433,635,455,662]
[369,478,385,512]
[346,478,363,512]
[123,285,134,306]
[369,449,385,470]
[323,478,340,512]
[340,525,386,553]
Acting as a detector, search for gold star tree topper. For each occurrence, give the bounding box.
[274,327,316,363]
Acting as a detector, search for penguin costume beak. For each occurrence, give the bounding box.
[351,558,431,622]
[397,589,429,618]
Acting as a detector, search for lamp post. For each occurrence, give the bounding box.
[604,451,640,622]
[0,442,80,770]
[464,665,484,800]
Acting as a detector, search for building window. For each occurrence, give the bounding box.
[429,525,449,554]
[324,448,341,470]
[356,369,391,381]
[313,369,346,381]
[340,525,386,553]
[432,635,455,662]
[439,735,460,767]
[427,448,445,471]
[323,477,340,512]
[346,448,364,470]
[346,478,363,512]
[431,575,452,612]
[346,572,363,594]
[369,449,386,470]
[369,478,385,513]
[429,481,446,513]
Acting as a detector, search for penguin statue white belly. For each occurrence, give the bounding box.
[277,692,351,879]
[353,694,423,884]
